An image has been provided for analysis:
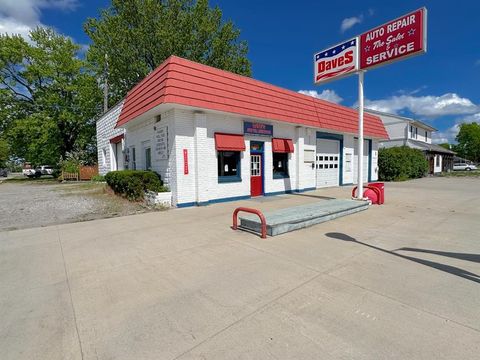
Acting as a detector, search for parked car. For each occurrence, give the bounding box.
[23,167,41,178]
[0,168,7,177]
[453,163,477,171]
[39,165,54,176]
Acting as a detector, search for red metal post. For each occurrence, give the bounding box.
[232,207,267,239]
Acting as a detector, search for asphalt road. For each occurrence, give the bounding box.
[0,177,479,359]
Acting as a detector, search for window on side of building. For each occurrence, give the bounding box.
[102,148,107,166]
[217,151,241,182]
[415,127,418,139]
[145,147,152,170]
[435,155,440,167]
[273,152,289,178]
[410,125,414,138]
[131,147,136,170]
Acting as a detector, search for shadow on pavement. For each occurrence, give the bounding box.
[292,193,336,200]
[393,247,480,264]
[325,232,480,285]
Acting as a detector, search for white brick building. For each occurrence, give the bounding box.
[97,56,388,207]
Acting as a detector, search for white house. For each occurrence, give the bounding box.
[96,56,388,207]
[365,109,455,174]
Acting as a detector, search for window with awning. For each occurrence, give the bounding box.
[215,133,244,182]
[272,138,294,153]
[214,133,246,151]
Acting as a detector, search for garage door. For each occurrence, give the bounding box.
[316,139,340,188]
[353,139,369,184]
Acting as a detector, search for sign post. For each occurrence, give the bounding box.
[313,7,427,201]
[357,70,365,199]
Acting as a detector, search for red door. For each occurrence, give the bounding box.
[250,154,263,196]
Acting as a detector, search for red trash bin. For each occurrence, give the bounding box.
[368,182,385,204]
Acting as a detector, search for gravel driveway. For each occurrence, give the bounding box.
[0,180,151,231]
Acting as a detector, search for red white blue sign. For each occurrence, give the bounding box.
[359,8,427,70]
[244,121,273,136]
[314,38,358,84]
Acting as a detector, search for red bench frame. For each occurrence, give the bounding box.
[232,207,267,239]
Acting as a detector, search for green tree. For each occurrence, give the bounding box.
[0,28,102,165]
[456,123,480,162]
[0,138,8,167]
[84,0,251,105]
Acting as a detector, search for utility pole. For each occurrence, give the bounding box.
[103,53,109,113]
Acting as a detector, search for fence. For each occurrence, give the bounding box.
[61,165,98,181]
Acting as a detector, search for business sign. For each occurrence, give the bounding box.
[154,125,168,160]
[244,121,273,136]
[314,38,358,84]
[359,8,427,70]
[183,149,188,175]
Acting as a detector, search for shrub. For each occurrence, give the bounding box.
[105,170,167,200]
[91,175,105,182]
[60,159,80,173]
[378,146,428,181]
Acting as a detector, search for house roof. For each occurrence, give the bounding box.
[408,139,455,154]
[117,56,388,139]
[364,108,437,132]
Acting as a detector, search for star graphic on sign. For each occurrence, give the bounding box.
[332,49,336,54]
[324,52,328,57]
[351,40,355,45]
[341,45,346,50]
[364,45,370,52]
[408,28,416,36]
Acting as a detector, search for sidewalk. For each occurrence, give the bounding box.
[1,177,479,359]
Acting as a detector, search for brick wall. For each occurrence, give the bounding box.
[96,101,125,175]
[123,110,174,189]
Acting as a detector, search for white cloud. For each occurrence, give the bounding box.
[298,89,343,104]
[0,0,78,39]
[340,15,364,33]
[432,124,460,144]
[431,112,480,144]
[364,93,478,117]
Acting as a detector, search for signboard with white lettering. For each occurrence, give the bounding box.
[244,121,273,136]
[155,125,168,160]
[314,38,358,84]
[359,8,427,70]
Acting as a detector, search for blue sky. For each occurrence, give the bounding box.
[1,0,479,143]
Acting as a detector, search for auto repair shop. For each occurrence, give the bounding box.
[96,56,388,207]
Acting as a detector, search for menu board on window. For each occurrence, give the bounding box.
[155,125,168,160]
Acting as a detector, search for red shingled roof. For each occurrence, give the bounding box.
[117,56,388,139]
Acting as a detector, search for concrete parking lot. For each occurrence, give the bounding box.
[0,177,479,359]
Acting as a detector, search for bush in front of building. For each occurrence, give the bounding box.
[378,146,428,181]
[105,170,167,200]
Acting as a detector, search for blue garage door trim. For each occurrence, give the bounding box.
[316,132,344,186]
[368,139,372,182]
[354,137,373,183]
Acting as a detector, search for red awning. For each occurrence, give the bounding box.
[214,133,246,151]
[272,138,294,153]
[110,134,124,144]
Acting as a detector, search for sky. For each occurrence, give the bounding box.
[1,0,479,144]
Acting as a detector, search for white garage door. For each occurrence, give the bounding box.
[316,139,340,188]
[353,139,369,184]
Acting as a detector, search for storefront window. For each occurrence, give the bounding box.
[218,151,241,182]
[145,147,151,170]
[273,153,289,178]
[131,147,136,170]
